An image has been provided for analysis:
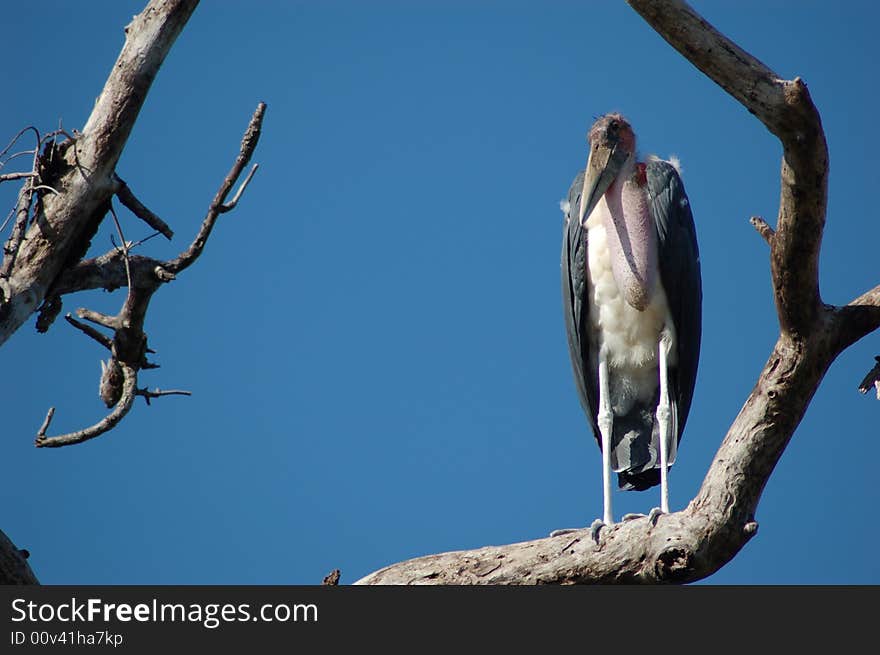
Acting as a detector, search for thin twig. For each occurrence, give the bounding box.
[114,174,174,239]
[108,203,133,294]
[137,387,191,406]
[165,102,265,274]
[0,126,42,278]
[37,408,56,438]
[0,172,37,182]
[1,185,36,278]
[750,216,775,245]
[35,364,139,448]
[64,313,112,350]
[76,307,121,330]
[219,163,258,213]
[0,126,39,162]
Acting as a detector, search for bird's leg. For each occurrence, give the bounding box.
[549,355,614,542]
[597,354,614,527]
[656,335,672,516]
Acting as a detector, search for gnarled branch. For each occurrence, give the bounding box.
[33,102,265,448]
[0,0,199,348]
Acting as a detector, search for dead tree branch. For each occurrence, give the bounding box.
[113,174,174,240]
[0,0,272,584]
[356,0,878,585]
[164,104,264,274]
[33,102,265,448]
[0,0,199,347]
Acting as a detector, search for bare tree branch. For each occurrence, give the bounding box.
[0,0,199,347]
[35,363,139,448]
[136,387,192,405]
[750,216,775,245]
[356,0,876,585]
[113,174,174,239]
[64,312,113,350]
[165,103,265,274]
[32,101,264,448]
[0,0,270,582]
[0,172,37,182]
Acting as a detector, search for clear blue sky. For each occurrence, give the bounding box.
[1,1,878,585]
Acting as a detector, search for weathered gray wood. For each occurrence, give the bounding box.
[0,0,198,347]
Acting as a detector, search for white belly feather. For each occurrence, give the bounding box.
[585,198,676,416]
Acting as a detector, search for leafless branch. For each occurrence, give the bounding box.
[165,102,265,274]
[0,0,199,348]
[219,163,259,213]
[64,313,113,350]
[37,408,56,438]
[0,172,37,182]
[137,387,192,406]
[33,99,264,448]
[114,174,174,239]
[35,363,139,448]
[0,127,41,278]
[750,216,775,245]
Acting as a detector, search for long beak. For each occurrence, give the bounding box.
[578,143,628,225]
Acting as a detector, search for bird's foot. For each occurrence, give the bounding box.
[549,528,579,537]
[550,518,607,544]
[621,508,664,526]
[621,512,646,521]
[589,518,605,544]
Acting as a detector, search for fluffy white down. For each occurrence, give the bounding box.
[585,196,676,416]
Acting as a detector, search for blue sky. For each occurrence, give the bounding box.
[1,1,878,585]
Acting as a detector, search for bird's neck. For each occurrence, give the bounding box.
[602,161,657,311]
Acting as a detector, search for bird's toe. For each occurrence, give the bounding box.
[590,518,606,544]
[647,507,664,526]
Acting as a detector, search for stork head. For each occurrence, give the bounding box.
[578,113,636,225]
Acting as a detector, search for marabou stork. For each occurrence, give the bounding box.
[560,113,702,540]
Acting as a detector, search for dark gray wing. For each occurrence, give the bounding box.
[561,169,601,447]
[645,159,702,446]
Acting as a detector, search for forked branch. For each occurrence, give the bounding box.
[34,102,265,448]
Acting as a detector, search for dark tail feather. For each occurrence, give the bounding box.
[609,392,674,491]
[618,468,660,491]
